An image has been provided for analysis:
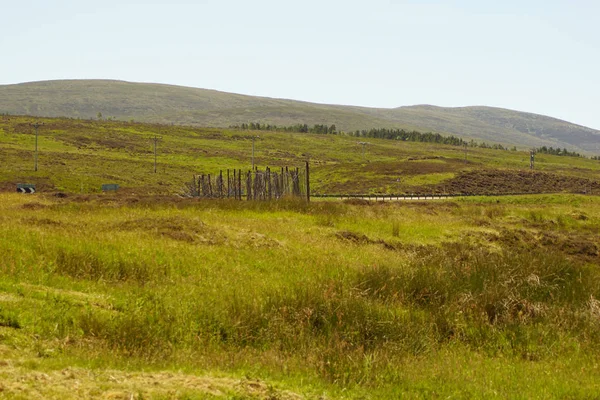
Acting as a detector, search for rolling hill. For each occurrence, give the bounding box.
[1,79,599,154]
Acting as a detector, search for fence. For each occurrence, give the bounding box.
[182,163,310,201]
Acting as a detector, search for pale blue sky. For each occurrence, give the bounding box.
[2,0,599,129]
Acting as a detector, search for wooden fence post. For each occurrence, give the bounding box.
[285,167,289,196]
[266,168,270,200]
[306,161,310,203]
[246,171,252,201]
[219,170,224,198]
[233,169,237,199]
[238,169,242,200]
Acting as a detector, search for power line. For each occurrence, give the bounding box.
[30,122,43,171]
[152,135,162,173]
[251,135,259,170]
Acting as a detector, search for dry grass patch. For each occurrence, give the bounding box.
[0,364,305,399]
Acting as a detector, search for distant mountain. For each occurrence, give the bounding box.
[1,79,599,153]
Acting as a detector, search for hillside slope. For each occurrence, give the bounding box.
[1,79,599,153]
[1,115,599,195]
[387,105,600,153]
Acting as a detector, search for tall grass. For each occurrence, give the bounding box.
[2,193,600,395]
[21,243,600,384]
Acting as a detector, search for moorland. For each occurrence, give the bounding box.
[1,115,599,196]
[0,115,600,399]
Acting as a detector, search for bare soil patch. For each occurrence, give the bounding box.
[433,170,600,195]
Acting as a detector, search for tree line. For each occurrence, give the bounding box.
[349,129,521,151]
[231,122,596,159]
[231,122,337,135]
[534,146,583,158]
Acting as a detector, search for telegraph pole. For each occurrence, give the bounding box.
[152,135,162,173]
[530,149,535,170]
[305,160,310,203]
[31,122,43,171]
[251,136,259,170]
[464,142,468,164]
[358,142,369,160]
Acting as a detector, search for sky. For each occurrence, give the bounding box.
[1,0,599,129]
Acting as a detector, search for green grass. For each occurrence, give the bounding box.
[1,115,600,398]
[1,192,600,398]
[1,115,599,196]
[401,172,455,186]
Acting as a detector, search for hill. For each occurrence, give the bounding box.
[1,79,599,154]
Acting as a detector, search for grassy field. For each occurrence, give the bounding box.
[1,115,599,196]
[0,192,600,398]
[1,115,600,398]
[2,80,600,153]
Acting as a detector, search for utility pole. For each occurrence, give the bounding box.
[251,136,259,170]
[530,149,535,170]
[31,122,43,172]
[357,142,369,160]
[152,135,162,173]
[464,142,468,164]
[305,160,310,203]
